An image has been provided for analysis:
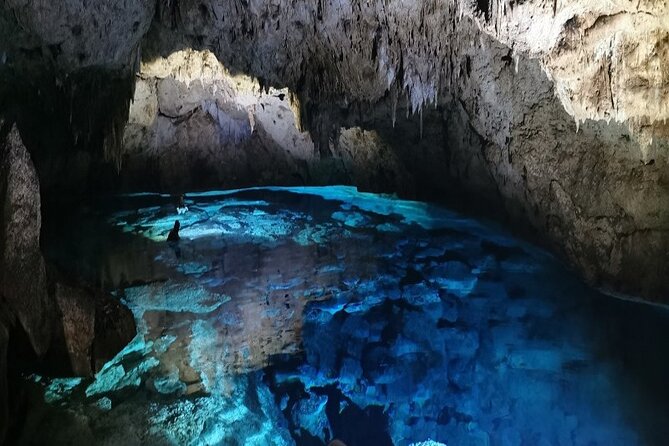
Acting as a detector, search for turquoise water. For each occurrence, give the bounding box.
[28,186,669,445]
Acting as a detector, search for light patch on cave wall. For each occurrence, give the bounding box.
[471,0,669,150]
[123,48,313,161]
[118,48,413,193]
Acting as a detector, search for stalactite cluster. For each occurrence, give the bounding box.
[0,64,136,172]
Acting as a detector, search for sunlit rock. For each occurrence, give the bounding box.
[118,48,410,193]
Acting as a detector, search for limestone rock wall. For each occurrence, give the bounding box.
[0,0,154,70]
[54,284,96,376]
[441,21,669,300]
[120,48,413,194]
[480,0,669,151]
[139,0,667,300]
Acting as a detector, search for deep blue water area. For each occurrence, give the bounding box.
[26,186,669,446]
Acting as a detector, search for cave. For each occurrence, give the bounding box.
[0,1,668,445]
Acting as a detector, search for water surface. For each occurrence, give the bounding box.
[27,186,669,446]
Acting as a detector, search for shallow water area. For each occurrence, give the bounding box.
[27,186,669,446]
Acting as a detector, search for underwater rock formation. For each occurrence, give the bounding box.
[54,283,96,376]
[26,188,669,445]
[52,282,136,376]
[0,1,667,301]
[91,291,137,373]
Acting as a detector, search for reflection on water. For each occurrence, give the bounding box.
[28,186,669,446]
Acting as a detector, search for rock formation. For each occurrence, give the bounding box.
[0,1,667,303]
[121,49,412,193]
[0,125,136,444]
[51,283,135,376]
[0,123,53,356]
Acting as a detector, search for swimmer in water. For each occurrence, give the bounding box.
[177,193,189,215]
[167,220,180,242]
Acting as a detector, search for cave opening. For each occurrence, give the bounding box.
[1,1,668,445]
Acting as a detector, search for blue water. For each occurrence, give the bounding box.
[28,186,669,445]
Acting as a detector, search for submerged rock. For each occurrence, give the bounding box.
[291,392,330,442]
[92,290,137,373]
[54,284,96,376]
[11,187,669,444]
[123,281,229,314]
[85,335,159,398]
[50,281,137,376]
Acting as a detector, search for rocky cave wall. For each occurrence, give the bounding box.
[0,122,136,443]
[25,0,663,301]
[155,0,669,302]
[0,1,667,291]
[120,47,414,194]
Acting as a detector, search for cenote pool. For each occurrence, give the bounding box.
[22,186,669,445]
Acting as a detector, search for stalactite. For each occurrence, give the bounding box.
[391,86,398,128]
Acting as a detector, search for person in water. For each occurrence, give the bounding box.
[176,193,189,215]
[167,220,180,242]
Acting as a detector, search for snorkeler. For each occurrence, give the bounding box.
[177,193,189,215]
[167,220,181,242]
